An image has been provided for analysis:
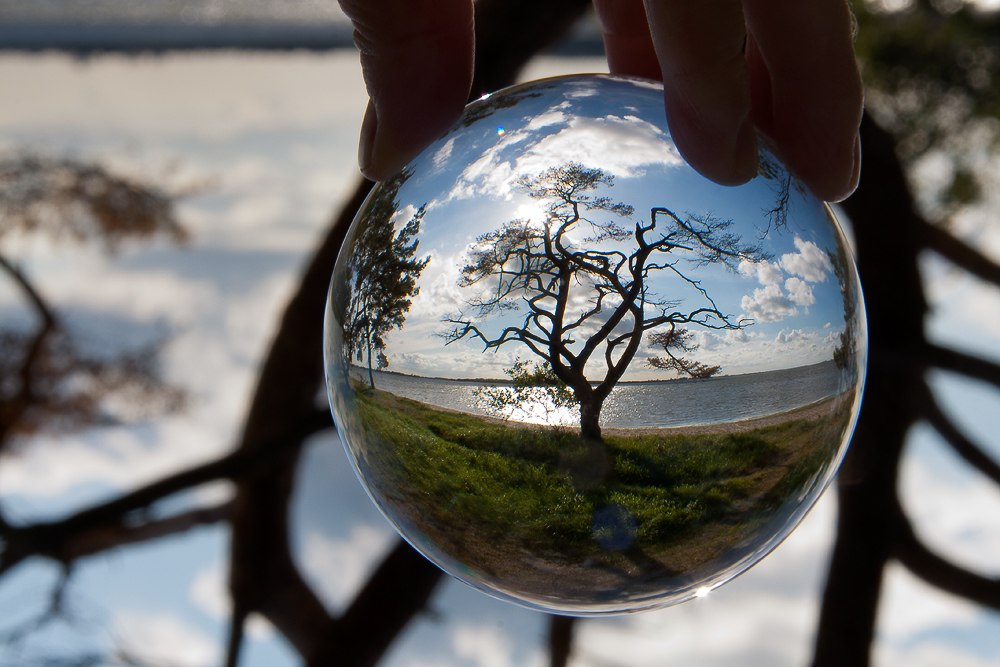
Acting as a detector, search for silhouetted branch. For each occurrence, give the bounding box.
[921,391,1000,487]
[62,502,234,562]
[0,407,331,576]
[224,603,248,667]
[306,540,444,667]
[549,616,575,667]
[892,511,1000,610]
[923,343,1000,388]
[921,221,1000,288]
[225,2,595,663]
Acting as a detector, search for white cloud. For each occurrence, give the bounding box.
[741,284,798,323]
[775,328,806,344]
[300,524,396,613]
[114,610,221,667]
[739,259,784,287]
[525,110,566,131]
[432,137,456,169]
[779,237,832,283]
[784,276,815,306]
[448,113,681,202]
[409,250,470,320]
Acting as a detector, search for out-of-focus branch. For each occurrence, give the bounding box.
[226,2,595,664]
[812,112,928,667]
[921,389,1000,486]
[61,501,233,562]
[0,253,56,452]
[921,221,1000,288]
[306,540,444,667]
[0,253,55,326]
[226,177,374,659]
[549,616,575,667]
[924,343,1000,388]
[0,406,331,576]
[891,510,1000,610]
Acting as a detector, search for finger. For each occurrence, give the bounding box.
[341,0,474,181]
[642,0,758,186]
[593,0,660,81]
[743,0,863,201]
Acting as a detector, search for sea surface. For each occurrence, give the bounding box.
[358,360,851,430]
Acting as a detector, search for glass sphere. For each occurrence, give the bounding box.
[324,74,866,615]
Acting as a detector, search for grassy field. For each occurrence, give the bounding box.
[345,384,852,600]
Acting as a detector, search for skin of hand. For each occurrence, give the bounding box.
[340,0,863,203]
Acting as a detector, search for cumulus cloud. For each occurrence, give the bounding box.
[779,237,832,283]
[785,276,815,307]
[739,259,784,287]
[409,251,468,320]
[775,328,806,344]
[525,110,566,130]
[739,237,829,323]
[742,285,798,323]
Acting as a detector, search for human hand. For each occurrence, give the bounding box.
[340,0,863,203]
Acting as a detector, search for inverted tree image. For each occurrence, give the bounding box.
[442,163,768,441]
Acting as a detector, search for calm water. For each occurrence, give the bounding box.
[359,360,849,429]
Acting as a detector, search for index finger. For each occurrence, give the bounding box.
[743,0,863,202]
[341,0,475,181]
[641,0,759,187]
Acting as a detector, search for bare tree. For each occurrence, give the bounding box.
[444,163,765,440]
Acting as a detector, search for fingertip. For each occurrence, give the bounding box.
[667,97,759,188]
[801,131,862,203]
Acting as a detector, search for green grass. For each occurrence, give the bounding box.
[351,385,848,569]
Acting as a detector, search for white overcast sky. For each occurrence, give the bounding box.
[0,50,998,667]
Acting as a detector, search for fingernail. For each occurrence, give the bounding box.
[848,133,862,193]
[359,100,378,179]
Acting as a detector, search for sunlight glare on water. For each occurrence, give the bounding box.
[323,74,866,614]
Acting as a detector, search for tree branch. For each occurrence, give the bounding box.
[921,221,1000,289]
[549,616,575,667]
[920,390,1000,487]
[306,539,444,667]
[892,510,1000,611]
[923,343,1000,388]
[61,501,233,562]
[0,407,331,576]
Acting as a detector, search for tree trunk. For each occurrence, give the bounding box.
[366,328,375,389]
[579,396,602,442]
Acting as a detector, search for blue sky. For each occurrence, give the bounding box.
[361,75,856,381]
[0,50,997,667]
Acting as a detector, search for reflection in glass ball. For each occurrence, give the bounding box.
[324,74,866,615]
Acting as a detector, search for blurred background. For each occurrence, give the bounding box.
[0,2,998,666]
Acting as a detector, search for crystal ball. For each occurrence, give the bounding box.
[324,74,866,615]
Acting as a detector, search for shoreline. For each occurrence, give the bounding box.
[602,397,841,438]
